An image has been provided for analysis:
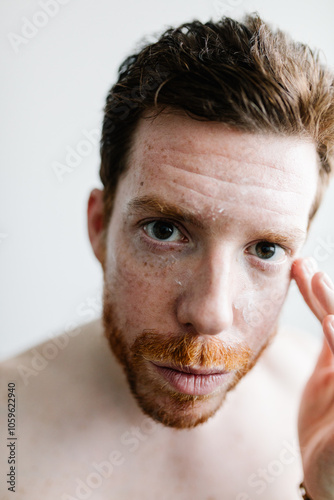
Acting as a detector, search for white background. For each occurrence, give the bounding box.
[1,0,334,360]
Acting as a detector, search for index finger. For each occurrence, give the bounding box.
[311,272,334,316]
[291,258,327,322]
[322,315,334,357]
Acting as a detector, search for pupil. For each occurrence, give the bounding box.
[153,221,174,240]
[256,242,275,259]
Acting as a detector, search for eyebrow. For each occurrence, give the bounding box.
[127,195,205,228]
[126,195,307,246]
[252,229,307,247]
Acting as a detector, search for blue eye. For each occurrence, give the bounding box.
[248,241,285,261]
[144,221,184,242]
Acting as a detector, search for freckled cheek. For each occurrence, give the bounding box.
[105,245,184,326]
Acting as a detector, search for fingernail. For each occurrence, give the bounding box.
[303,258,317,276]
[322,273,334,291]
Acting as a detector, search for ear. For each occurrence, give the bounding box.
[87,188,106,265]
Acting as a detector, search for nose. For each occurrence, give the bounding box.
[176,250,234,336]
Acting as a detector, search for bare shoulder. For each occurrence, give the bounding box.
[0,319,119,419]
[0,320,126,499]
[1,319,103,388]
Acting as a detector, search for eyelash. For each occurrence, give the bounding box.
[139,219,189,248]
[138,218,289,271]
[245,241,288,272]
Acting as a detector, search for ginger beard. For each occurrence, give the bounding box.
[102,284,277,429]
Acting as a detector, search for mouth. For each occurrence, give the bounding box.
[151,362,229,396]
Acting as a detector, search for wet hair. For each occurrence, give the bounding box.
[100,14,334,225]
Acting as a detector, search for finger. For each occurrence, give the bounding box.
[314,336,334,372]
[291,258,327,322]
[322,315,334,357]
[311,272,334,316]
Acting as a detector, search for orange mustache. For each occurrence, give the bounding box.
[131,330,253,372]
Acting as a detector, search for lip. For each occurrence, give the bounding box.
[151,362,229,396]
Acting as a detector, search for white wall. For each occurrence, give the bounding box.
[1,0,334,360]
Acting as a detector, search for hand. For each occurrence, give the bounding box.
[292,257,334,500]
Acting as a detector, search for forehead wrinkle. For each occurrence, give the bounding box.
[143,142,309,180]
[164,163,305,195]
[169,178,304,217]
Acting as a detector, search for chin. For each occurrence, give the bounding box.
[137,395,226,429]
[142,380,240,428]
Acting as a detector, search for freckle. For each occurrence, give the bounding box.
[144,262,147,266]
[140,182,144,186]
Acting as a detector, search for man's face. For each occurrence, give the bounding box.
[100,112,318,429]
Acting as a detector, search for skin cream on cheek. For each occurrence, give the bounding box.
[233,290,259,326]
[233,285,287,330]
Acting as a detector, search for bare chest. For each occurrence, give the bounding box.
[16,391,302,500]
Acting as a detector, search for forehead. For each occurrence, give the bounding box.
[120,112,319,231]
